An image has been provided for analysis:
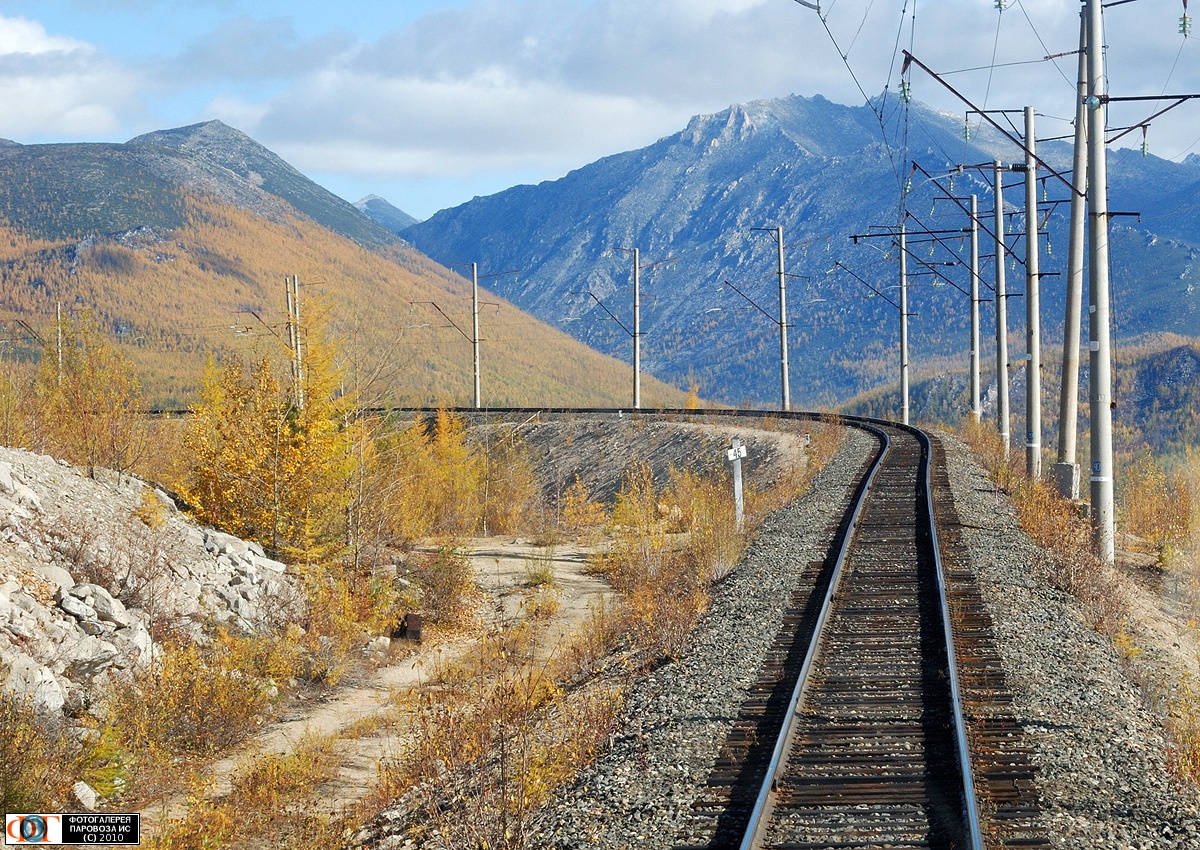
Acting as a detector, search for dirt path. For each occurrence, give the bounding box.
[140,420,815,839]
[141,538,611,835]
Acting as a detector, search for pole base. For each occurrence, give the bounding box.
[1051,462,1079,501]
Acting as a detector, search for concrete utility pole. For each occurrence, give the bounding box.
[750,226,793,411]
[1054,10,1090,500]
[992,161,1010,457]
[1023,106,1042,480]
[56,301,62,386]
[899,223,910,426]
[471,263,481,409]
[632,248,642,410]
[969,195,982,423]
[1086,0,1116,562]
[776,226,791,412]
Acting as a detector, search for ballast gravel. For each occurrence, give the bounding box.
[939,434,1199,849]
[365,427,1200,849]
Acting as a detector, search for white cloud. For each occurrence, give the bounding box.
[255,68,681,180]
[6,0,1200,208]
[0,16,89,55]
[0,16,137,138]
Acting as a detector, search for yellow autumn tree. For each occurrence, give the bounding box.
[179,301,356,565]
[33,312,146,479]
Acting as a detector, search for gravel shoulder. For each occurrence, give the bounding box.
[519,428,1200,849]
[939,432,1200,848]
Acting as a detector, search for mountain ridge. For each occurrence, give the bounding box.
[0,121,685,409]
[402,92,1200,415]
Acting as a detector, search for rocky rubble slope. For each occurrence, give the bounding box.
[0,446,301,716]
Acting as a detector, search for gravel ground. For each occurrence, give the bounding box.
[363,424,1200,849]
[526,426,878,849]
[939,433,1200,849]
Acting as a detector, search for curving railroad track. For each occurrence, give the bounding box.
[398,408,1050,848]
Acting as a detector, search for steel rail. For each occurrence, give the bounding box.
[737,420,891,850]
[917,426,986,849]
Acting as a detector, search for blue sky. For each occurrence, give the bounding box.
[1,1,1196,219]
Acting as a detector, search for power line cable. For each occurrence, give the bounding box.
[812,6,906,190]
[1014,0,1076,89]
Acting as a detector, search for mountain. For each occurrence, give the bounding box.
[356,195,421,235]
[0,123,686,409]
[402,94,1200,414]
[0,121,399,250]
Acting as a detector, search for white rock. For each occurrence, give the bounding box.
[253,554,287,574]
[152,488,178,513]
[70,583,129,628]
[3,654,66,713]
[33,562,75,593]
[116,621,153,665]
[12,482,41,512]
[72,780,99,811]
[58,593,96,622]
[63,634,119,679]
[0,461,14,494]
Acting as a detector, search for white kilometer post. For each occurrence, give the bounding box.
[728,437,747,532]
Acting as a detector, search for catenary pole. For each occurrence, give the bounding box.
[993,161,1010,458]
[1086,0,1116,562]
[1024,106,1042,480]
[1055,10,1089,500]
[899,223,910,426]
[633,248,641,410]
[472,262,481,409]
[776,226,791,412]
[969,194,981,423]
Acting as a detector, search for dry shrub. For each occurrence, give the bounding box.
[292,562,400,685]
[560,475,607,541]
[1012,477,1088,553]
[961,418,1019,492]
[626,566,710,661]
[31,312,149,479]
[101,637,277,783]
[0,361,33,448]
[480,429,539,536]
[554,596,626,682]
[1008,468,1126,632]
[593,463,717,661]
[399,546,476,627]
[523,546,557,587]
[0,694,87,811]
[148,738,341,850]
[1119,447,1192,551]
[364,412,539,550]
[379,633,621,850]
[961,422,1126,631]
[38,510,175,632]
[667,466,742,582]
[1166,672,1200,784]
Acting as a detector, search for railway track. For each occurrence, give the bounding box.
[391,408,1049,847]
[609,414,1047,850]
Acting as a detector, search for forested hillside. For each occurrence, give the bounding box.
[0,125,685,409]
